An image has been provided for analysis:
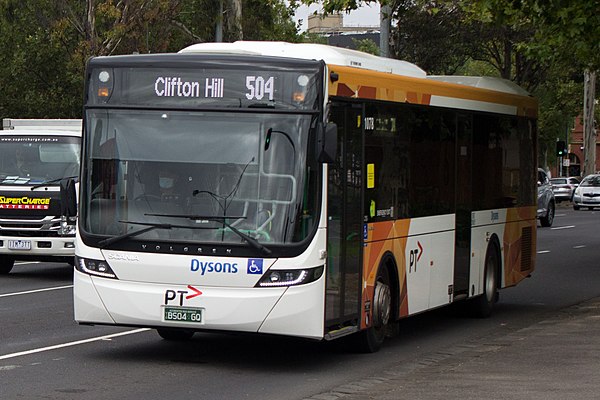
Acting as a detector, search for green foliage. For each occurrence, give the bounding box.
[353,38,379,55]
[243,0,300,42]
[0,0,302,119]
[459,0,600,71]
[390,1,484,75]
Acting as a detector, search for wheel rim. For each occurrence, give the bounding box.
[373,278,391,328]
[547,204,554,224]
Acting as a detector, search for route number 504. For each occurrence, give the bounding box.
[246,76,274,101]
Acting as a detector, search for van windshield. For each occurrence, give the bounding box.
[0,136,81,184]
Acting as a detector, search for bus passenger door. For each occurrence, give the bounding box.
[325,101,363,329]
[454,114,472,298]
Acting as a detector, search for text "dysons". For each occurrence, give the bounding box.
[191,259,238,275]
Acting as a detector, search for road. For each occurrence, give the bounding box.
[1,206,599,400]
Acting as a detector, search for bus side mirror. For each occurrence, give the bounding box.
[317,122,337,164]
[60,178,78,219]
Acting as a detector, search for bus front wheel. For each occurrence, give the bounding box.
[355,266,392,353]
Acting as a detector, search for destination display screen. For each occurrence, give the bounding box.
[87,63,322,111]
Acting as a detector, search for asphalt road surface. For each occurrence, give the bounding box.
[1,206,599,400]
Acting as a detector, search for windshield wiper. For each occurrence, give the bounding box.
[146,213,272,256]
[97,220,215,248]
[30,175,78,190]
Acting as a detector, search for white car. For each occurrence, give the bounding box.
[572,174,600,210]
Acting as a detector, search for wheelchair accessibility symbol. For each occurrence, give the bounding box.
[247,259,263,274]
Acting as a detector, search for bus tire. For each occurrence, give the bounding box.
[355,265,392,353]
[156,328,195,341]
[0,256,15,274]
[470,241,499,318]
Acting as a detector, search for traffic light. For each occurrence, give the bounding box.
[556,140,567,157]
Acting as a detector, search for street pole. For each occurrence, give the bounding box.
[379,4,391,58]
[583,69,597,176]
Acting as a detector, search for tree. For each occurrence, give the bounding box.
[460,0,599,174]
[0,0,302,119]
[390,1,483,75]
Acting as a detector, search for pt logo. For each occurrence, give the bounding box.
[409,241,423,273]
[164,285,203,306]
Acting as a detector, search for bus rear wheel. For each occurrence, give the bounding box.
[157,328,195,341]
[0,256,15,275]
[470,242,499,318]
[355,266,392,353]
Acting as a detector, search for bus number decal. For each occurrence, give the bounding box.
[409,241,423,273]
[246,76,274,101]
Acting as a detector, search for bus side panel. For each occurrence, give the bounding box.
[471,209,507,297]
[502,206,536,287]
[362,220,408,329]
[405,215,455,314]
[362,215,455,329]
[470,206,536,296]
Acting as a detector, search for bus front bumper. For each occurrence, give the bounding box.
[73,270,325,340]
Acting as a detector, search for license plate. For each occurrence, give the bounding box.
[163,306,203,323]
[8,240,31,250]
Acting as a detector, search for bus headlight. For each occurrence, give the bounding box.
[75,256,118,279]
[256,266,323,287]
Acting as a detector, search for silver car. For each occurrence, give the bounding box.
[550,177,580,202]
[537,168,555,226]
[573,174,600,210]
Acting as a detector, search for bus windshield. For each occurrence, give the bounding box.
[0,136,80,185]
[82,109,319,248]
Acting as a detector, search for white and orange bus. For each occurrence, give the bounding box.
[74,42,537,352]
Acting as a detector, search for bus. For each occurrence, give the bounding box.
[74,42,537,352]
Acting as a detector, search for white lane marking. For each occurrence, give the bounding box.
[0,285,73,298]
[550,225,575,230]
[537,250,551,254]
[0,328,150,361]
[14,262,41,265]
[573,245,586,249]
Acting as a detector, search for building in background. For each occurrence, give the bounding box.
[307,13,379,50]
[564,115,600,177]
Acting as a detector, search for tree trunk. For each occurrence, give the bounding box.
[85,0,97,55]
[226,0,242,41]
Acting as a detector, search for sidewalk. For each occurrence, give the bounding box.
[305,297,600,400]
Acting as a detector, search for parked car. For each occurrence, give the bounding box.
[550,176,580,202]
[537,168,555,227]
[572,174,600,210]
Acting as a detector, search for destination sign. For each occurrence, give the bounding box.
[88,65,321,111]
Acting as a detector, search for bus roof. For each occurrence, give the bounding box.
[180,42,531,98]
[427,76,531,96]
[179,41,427,79]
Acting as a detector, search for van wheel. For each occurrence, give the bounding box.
[540,201,554,227]
[470,242,499,318]
[0,256,15,274]
[157,328,195,341]
[354,266,392,353]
